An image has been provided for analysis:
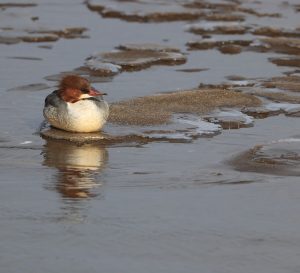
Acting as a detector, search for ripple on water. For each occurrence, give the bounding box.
[7,83,50,92]
[0,3,37,8]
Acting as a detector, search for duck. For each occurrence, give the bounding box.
[43,75,109,133]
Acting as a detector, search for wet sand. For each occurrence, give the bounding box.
[1,0,300,272]
[108,88,261,125]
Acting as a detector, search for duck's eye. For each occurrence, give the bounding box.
[80,88,89,94]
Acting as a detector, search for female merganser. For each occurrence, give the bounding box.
[43,75,109,133]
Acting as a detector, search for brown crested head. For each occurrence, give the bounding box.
[58,75,106,103]
[59,75,90,93]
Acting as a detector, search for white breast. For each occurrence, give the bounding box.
[44,99,109,133]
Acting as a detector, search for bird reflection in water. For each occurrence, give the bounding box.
[42,139,108,199]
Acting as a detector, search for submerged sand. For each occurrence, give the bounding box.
[230,139,300,176]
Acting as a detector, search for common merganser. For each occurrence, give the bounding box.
[43,75,109,133]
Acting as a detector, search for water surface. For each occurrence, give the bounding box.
[1,1,300,272]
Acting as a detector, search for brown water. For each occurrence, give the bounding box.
[1,1,300,272]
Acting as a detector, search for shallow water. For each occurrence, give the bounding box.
[1,0,300,272]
